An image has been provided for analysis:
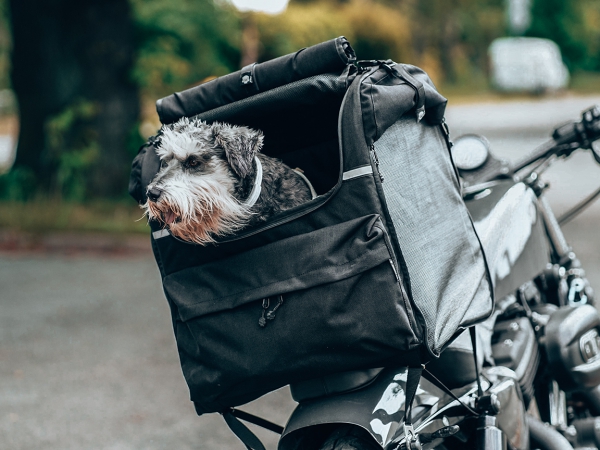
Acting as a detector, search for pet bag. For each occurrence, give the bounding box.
[129,37,493,415]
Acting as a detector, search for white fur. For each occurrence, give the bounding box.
[143,120,255,245]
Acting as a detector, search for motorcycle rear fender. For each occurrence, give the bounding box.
[278,366,528,450]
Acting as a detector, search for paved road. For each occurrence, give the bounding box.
[2,95,600,450]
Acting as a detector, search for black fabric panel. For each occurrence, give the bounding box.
[128,135,161,204]
[182,259,421,412]
[277,139,339,195]
[164,215,390,320]
[157,37,352,124]
[192,74,346,158]
[338,71,373,172]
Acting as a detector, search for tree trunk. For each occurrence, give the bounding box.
[9,0,139,198]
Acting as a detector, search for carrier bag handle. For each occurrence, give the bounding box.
[384,63,427,123]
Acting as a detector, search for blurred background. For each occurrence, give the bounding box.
[0,0,599,222]
[1,0,599,449]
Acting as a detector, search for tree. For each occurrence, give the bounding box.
[9,0,139,198]
[131,0,241,99]
[526,0,587,70]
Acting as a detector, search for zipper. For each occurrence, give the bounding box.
[370,144,384,183]
[374,221,401,284]
[374,219,425,347]
[388,259,401,283]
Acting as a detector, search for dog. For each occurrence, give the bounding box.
[143,117,315,245]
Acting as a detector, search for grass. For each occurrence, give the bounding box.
[0,200,150,235]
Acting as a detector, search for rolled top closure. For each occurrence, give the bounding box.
[156,36,354,124]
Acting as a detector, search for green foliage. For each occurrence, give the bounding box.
[262,0,505,86]
[406,0,505,85]
[0,166,35,200]
[256,0,412,65]
[526,0,588,70]
[131,0,242,97]
[45,100,99,201]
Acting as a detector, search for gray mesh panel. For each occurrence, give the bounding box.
[374,117,492,355]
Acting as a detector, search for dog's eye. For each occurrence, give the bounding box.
[160,159,168,168]
[185,158,200,168]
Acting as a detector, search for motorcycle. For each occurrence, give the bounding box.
[235,105,600,450]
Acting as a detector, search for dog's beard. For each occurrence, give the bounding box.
[144,177,252,245]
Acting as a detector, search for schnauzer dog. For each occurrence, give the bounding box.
[143,118,316,245]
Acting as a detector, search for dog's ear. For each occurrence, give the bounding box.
[211,123,263,178]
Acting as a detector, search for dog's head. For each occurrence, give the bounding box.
[143,118,264,245]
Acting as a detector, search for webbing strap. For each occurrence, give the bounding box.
[423,368,479,416]
[403,366,424,426]
[387,64,426,122]
[230,408,284,434]
[222,408,284,450]
[469,326,484,398]
[222,410,266,450]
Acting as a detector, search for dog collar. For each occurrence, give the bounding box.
[293,169,318,200]
[244,156,262,208]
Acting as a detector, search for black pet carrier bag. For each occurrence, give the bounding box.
[130,37,493,420]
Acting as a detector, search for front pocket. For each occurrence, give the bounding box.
[163,214,423,412]
[165,214,392,320]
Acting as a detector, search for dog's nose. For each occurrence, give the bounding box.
[147,187,163,202]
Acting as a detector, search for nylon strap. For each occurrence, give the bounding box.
[222,409,266,450]
[423,368,479,416]
[469,326,484,398]
[230,408,284,434]
[403,366,424,426]
[222,408,284,450]
[387,64,426,122]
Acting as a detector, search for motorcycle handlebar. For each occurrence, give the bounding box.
[553,105,600,160]
[484,105,600,182]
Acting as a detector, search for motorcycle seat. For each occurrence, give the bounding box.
[291,331,480,402]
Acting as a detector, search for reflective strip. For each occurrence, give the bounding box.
[342,165,373,181]
[153,229,170,239]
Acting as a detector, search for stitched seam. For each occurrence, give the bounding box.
[172,246,388,308]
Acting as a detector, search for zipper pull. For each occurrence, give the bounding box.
[389,259,401,283]
[266,295,284,321]
[370,144,384,182]
[258,295,284,328]
[258,298,269,327]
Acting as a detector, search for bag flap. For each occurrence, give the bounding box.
[164,214,391,321]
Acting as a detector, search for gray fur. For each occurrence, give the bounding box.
[144,118,313,243]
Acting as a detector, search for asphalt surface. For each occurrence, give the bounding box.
[2,95,600,450]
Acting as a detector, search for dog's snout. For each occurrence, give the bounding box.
[147,187,163,202]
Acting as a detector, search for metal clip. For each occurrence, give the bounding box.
[401,424,422,449]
